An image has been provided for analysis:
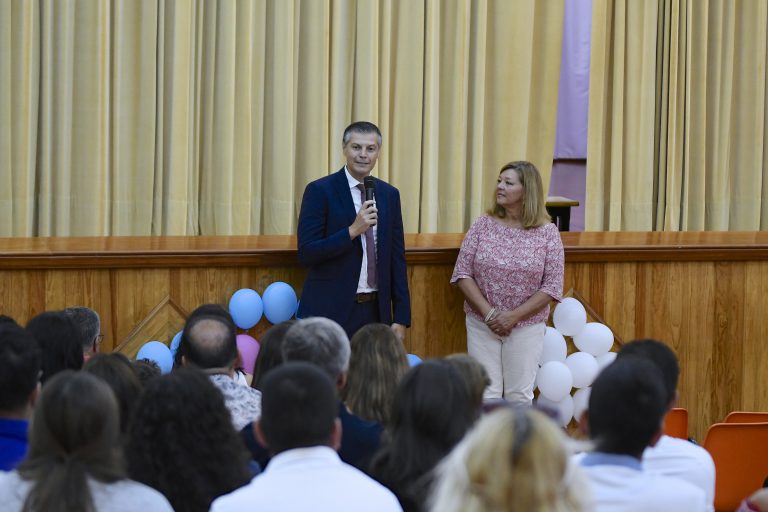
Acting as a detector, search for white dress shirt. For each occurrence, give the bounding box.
[345,168,377,293]
[578,451,707,512]
[211,446,402,512]
[643,434,716,511]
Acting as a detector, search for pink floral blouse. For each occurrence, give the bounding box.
[451,215,564,327]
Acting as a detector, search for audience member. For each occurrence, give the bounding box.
[173,303,234,368]
[617,339,715,509]
[83,353,142,437]
[342,323,408,425]
[445,353,491,414]
[370,359,480,512]
[0,315,18,326]
[0,371,172,511]
[64,306,102,362]
[430,407,588,512]
[282,317,383,472]
[132,358,162,385]
[578,357,706,511]
[251,319,295,391]
[211,362,402,512]
[0,324,40,471]
[179,307,261,430]
[126,367,252,512]
[25,311,83,383]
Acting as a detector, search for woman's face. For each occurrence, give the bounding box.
[496,169,524,209]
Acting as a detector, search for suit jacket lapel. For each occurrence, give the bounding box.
[331,168,357,226]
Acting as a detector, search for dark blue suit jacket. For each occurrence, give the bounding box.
[296,169,410,330]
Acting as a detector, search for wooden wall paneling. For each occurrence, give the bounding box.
[406,264,466,358]
[742,262,768,413]
[711,262,746,431]
[111,269,172,346]
[603,262,638,342]
[0,270,46,322]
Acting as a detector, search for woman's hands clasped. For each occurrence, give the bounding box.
[486,310,519,337]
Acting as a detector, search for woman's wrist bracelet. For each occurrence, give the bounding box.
[484,308,497,323]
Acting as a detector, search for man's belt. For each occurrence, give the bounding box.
[355,292,378,303]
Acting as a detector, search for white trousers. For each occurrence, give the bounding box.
[465,314,545,405]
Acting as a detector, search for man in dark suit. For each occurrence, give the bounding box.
[296,121,410,340]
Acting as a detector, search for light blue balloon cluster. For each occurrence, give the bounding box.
[136,341,173,374]
[407,353,423,367]
[228,282,298,329]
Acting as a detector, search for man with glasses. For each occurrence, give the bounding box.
[64,306,103,362]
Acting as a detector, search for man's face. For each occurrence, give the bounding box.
[343,132,381,181]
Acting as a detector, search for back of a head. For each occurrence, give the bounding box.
[445,353,490,413]
[431,407,584,512]
[63,306,101,352]
[83,353,142,435]
[343,323,408,424]
[131,358,162,385]
[0,324,41,415]
[282,317,350,382]
[181,315,238,369]
[251,319,296,391]
[26,311,84,383]
[19,371,123,512]
[617,338,679,407]
[174,304,236,368]
[126,367,250,512]
[259,361,338,454]
[588,357,667,457]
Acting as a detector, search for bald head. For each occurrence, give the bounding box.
[182,316,238,370]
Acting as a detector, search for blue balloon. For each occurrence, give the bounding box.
[407,353,423,367]
[262,282,298,324]
[137,341,173,374]
[169,330,183,360]
[228,288,263,329]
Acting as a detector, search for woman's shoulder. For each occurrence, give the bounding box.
[90,478,174,511]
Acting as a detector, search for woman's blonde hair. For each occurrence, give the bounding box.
[487,161,551,228]
[429,407,587,512]
[342,323,409,425]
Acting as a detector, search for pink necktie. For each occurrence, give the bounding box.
[356,184,377,288]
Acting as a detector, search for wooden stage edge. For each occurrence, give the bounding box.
[2,231,768,268]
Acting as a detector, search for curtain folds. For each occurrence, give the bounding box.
[587,0,768,231]
[0,0,565,236]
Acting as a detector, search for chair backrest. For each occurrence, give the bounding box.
[724,411,768,424]
[663,407,688,440]
[703,422,768,512]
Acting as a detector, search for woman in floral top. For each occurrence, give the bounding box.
[451,161,564,404]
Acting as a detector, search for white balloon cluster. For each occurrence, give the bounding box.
[536,298,616,427]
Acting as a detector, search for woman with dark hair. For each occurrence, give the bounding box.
[83,353,143,437]
[0,371,172,511]
[126,367,252,512]
[250,319,295,391]
[370,359,479,512]
[26,311,84,383]
[342,323,408,426]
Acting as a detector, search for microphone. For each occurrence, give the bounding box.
[363,176,376,202]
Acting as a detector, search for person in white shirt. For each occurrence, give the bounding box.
[579,357,707,512]
[211,361,402,512]
[618,339,716,510]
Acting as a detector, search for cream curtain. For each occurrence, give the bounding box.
[587,0,768,231]
[0,0,564,236]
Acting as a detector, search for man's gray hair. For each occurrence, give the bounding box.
[282,317,351,381]
[63,306,101,350]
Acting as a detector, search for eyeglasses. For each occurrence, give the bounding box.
[95,334,104,345]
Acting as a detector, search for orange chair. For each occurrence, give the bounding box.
[703,422,768,512]
[724,411,768,423]
[663,407,688,440]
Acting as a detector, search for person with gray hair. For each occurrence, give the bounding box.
[282,317,351,385]
[64,306,102,362]
[281,317,383,473]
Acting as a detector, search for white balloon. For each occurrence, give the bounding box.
[553,298,587,336]
[536,361,574,402]
[596,351,617,371]
[573,322,615,357]
[537,394,575,427]
[565,352,599,388]
[573,387,591,423]
[540,327,567,364]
